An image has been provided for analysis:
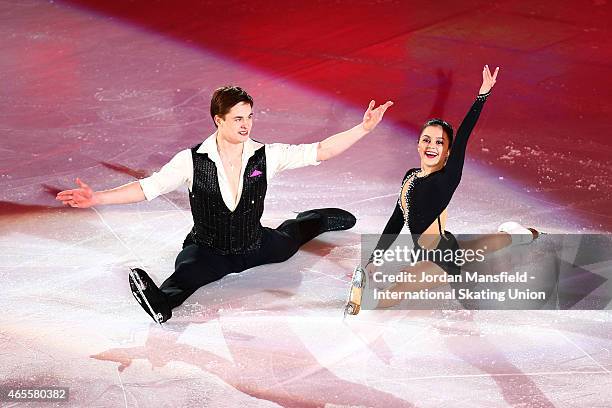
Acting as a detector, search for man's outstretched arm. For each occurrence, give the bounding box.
[56,178,146,208]
[56,149,192,208]
[316,100,393,162]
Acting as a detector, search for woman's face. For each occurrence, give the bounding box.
[417,125,450,170]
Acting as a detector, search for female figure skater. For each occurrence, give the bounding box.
[345,66,540,315]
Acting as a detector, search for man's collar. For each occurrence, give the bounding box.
[196,132,262,160]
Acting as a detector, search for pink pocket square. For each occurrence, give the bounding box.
[249,169,262,177]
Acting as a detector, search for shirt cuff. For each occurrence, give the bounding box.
[138,178,159,201]
[305,142,321,166]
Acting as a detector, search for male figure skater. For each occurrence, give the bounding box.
[57,86,392,323]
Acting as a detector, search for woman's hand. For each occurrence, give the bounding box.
[478,65,499,95]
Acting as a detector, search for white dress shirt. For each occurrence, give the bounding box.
[139,133,320,211]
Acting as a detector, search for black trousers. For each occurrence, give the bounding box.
[159,212,324,309]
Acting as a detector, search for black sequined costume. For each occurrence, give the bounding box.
[371,92,491,275]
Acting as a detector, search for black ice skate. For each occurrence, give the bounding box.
[344,266,366,317]
[129,268,171,324]
[296,208,357,232]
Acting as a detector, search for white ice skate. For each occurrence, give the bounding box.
[498,221,544,246]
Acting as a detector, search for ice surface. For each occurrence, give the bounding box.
[1,1,611,407]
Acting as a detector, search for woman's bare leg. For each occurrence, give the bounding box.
[458,232,512,255]
[375,231,523,309]
[365,228,540,311]
[458,224,540,256]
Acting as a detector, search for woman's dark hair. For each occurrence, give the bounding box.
[421,118,454,147]
[210,86,254,127]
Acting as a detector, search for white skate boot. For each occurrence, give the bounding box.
[497,221,543,246]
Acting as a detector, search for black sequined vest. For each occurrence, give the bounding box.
[187,143,267,254]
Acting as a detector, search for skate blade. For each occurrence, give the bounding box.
[129,268,163,325]
[343,266,365,317]
[344,302,360,317]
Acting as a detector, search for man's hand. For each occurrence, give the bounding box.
[362,100,394,132]
[478,65,499,95]
[316,99,393,161]
[56,178,98,208]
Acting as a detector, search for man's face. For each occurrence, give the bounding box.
[215,102,253,144]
